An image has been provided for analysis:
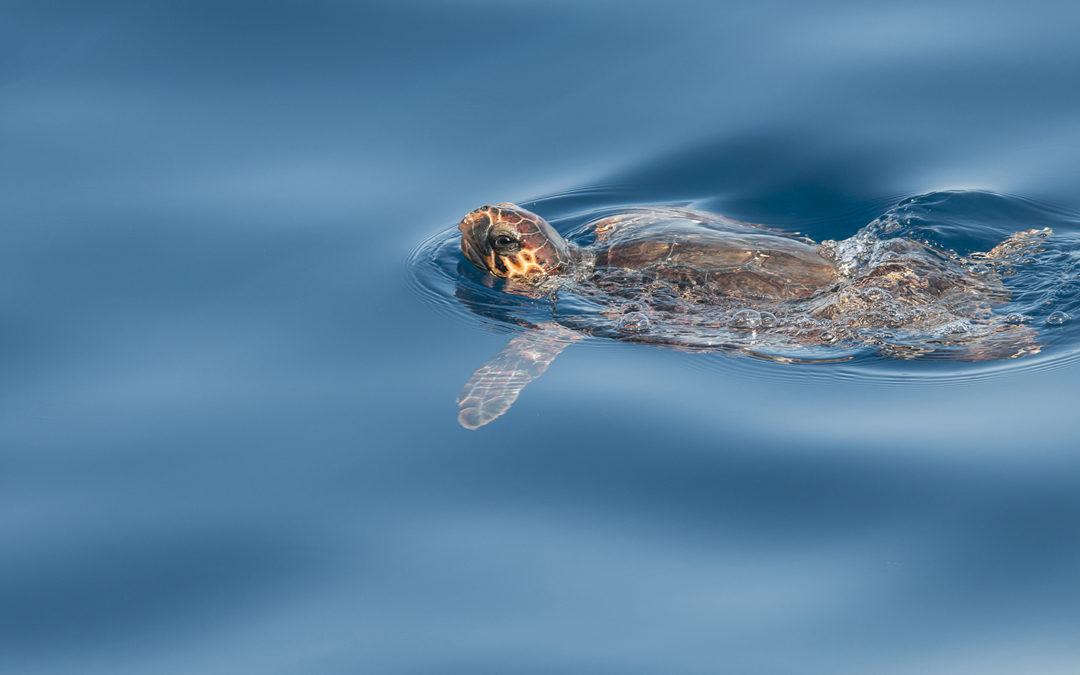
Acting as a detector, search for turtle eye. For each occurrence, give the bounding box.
[492,234,518,251]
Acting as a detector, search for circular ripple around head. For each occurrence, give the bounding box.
[409,189,1080,385]
[407,227,463,324]
[407,214,559,333]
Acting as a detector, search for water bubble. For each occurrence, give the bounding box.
[758,311,777,328]
[937,320,971,336]
[1005,313,1028,325]
[730,309,762,329]
[968,264,990,276]
[1046,311,1070,326]
[820,331,836,343]
[880,217,903,234]
[617,311,651,333]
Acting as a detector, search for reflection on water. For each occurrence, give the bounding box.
[6,1,1080,673]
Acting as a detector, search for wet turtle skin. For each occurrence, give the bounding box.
[455,203,1047,428]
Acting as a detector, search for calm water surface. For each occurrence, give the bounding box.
[4,2,1080,673]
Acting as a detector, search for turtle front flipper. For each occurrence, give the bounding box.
[969,227,1053,276]
[981,227,1053,260]
[457,323,580,429]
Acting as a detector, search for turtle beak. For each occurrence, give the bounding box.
[458,212,493,272]
[460,236,488,272]
[458,210,491,241]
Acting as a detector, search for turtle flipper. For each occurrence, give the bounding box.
[981,227,1053,260]
[457,323,580,429]
[969,227,1053,276]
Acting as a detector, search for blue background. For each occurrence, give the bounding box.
[3,2,1080,673]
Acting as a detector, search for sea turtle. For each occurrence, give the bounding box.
[455,203,1049,429]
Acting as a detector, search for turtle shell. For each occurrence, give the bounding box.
[593,220,837,300]
[436,202,1057,428]
[517,207,1036,357]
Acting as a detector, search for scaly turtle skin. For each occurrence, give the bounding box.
[456,203,1047,429]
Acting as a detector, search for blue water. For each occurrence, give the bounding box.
[4,2,1080,673]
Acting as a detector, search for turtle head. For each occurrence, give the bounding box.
[459,204,573,280]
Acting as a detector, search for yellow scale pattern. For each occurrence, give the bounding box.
[486,248,547,278]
